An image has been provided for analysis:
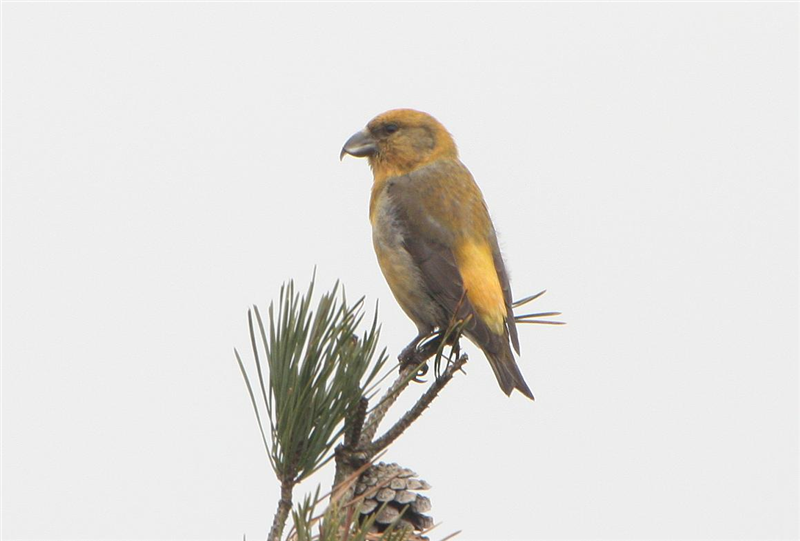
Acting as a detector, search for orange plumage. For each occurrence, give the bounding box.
[341,109,533,399]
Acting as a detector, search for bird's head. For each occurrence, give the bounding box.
[340,109,458,180]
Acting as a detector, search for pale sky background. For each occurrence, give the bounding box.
[2,2,798,540]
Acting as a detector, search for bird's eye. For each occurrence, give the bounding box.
[384,123,399,134]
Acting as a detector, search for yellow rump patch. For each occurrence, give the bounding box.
[453,239,506,335]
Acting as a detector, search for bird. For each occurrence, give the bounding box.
[340,109,533,399]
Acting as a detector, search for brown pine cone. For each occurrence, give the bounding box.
[354,462,433,536]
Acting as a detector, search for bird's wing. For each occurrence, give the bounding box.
[490,234,520,353]
[387,161,519,352]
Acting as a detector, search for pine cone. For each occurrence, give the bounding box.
[354,462,433,536]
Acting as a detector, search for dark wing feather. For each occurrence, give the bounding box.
[489,234,520,354]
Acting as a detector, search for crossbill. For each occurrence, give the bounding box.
[341,109,533,399]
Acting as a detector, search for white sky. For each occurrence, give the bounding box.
[2,2,797,540]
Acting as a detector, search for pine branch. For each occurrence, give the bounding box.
[236,275,560,540]
[333,331,467,504]
[364,354,467,457]
[360,347,437,444]
[344,397,369,450]
[269,481,294,541]
[237,276,388,541]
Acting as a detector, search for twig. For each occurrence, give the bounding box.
[364,354,468,456]
[332,335,460,506]
[344,397,369,450]
[268,480,294,541]
[360,364,415,445]
[360,337,443,444]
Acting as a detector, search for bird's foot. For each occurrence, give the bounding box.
[398,336,432,381]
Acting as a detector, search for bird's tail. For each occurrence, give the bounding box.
[485,343,534,400]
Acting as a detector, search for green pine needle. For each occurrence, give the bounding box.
[237,276,389,486]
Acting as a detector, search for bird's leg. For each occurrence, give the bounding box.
[398,339,418,366]
[434,333,462,378]
[398,331,440,378]
[449,337,462,363]
[443,337,467,375]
